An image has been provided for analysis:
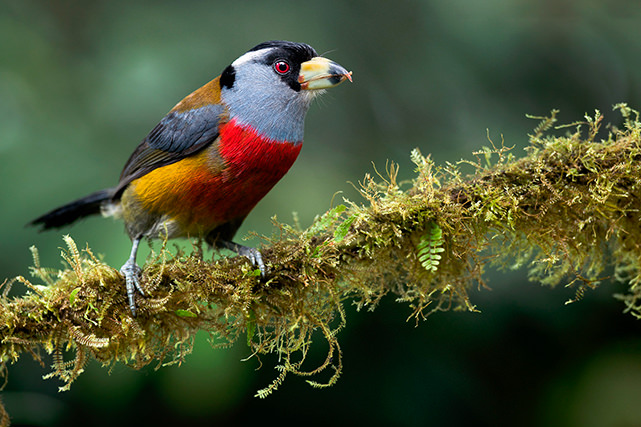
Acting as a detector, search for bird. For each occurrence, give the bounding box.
[31,40,352,316]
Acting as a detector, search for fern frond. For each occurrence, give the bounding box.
[417,223,445,272]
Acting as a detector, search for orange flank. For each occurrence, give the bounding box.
[129,149,225,234]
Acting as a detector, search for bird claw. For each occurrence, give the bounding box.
[120,260,144,316]
[218,240,266,276]
[236,246,266,276]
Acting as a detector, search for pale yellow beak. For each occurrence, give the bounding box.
[299,56,353,90]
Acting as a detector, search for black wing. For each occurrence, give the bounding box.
[115,103,224,197]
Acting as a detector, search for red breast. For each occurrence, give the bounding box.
[127,118,301,236]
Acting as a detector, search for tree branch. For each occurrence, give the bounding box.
[3,104,641,409]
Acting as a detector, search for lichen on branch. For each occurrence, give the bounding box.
[2,104,641,409]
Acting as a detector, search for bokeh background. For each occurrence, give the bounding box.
[2,0,641,426]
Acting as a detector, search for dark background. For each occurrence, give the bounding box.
[2,1,641,425]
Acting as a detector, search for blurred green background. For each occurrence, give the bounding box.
[3,0,641,426]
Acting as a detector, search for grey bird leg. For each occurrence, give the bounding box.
[120,236,145,316]
[218,240,266,276]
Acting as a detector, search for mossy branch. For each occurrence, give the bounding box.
[3,104,641,408]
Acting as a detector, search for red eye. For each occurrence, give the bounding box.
[274,60,290,74]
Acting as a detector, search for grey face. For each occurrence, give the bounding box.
[220,42,320,143]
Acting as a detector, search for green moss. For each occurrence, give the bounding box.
[3,104,641,408]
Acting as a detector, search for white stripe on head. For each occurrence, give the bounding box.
[231,48,273,67]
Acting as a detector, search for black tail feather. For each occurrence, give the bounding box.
[30,189,115,230]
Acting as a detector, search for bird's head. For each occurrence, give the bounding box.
[219,40,352,143]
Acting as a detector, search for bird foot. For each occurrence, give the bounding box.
[236,246,266,276]
[218,240,266,276]
[120,260,144,316]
